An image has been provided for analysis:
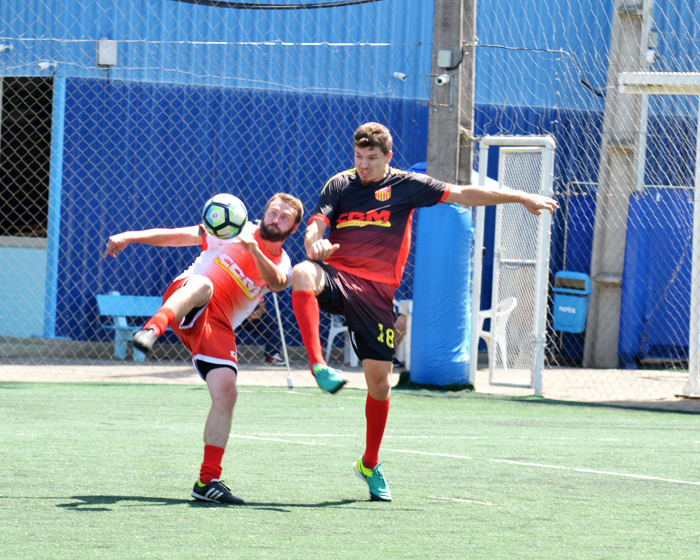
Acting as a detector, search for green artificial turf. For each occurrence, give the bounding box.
[1,382,699,559]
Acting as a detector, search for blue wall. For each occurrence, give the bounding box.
[5,0,699,363]
[0,246,46,337]
[0,0,433,99]
[56,77,429,342]
[476,0,612,113]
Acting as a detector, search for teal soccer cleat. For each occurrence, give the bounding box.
[353,457,392,502]
[312,363,347,394]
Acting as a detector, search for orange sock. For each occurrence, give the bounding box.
[199,445,225,483]
[292,289,325,371]
[144,307,175,337]
[363,395,390,470]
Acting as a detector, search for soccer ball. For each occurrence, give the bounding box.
[202,194,248,239]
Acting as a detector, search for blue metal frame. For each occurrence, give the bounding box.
[43,74,66,339]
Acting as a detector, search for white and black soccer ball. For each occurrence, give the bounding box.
[202,194,248,239]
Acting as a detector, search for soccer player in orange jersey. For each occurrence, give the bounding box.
[104,193,303,504]
[292,123,558,501]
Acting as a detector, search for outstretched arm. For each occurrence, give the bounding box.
[103,225,203,258]
[444,184,559,216]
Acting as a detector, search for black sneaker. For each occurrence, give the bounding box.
[132,328,157,355]
[191,478,245,505]
[392,357,405,369]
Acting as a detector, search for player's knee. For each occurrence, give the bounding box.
[198,278,214,299]
[376,378,392,396]
[292,261,319,291]
[213,378,238,409]
[208,368,238,405]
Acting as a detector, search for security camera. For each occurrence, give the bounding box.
[645,49,657,65]
[37,61,56,70]
[435,74,451,86]
[393,72,407,82]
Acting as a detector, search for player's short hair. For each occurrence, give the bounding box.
[265,193,304,226]
[353,122,393,155]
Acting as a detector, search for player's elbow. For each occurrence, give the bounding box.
[268,276,289,293]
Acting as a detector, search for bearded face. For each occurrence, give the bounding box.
[258,214,293,242]
[257,198,299,243]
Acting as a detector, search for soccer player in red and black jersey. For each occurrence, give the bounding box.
[292,122,558,501]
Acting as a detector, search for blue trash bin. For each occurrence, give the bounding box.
[552,272,592,333]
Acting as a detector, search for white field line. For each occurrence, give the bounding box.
[430,496,494,506]
[232,434,700,487]
[489,459,700,485]
[231,434,323,446]
[383,448,473,460]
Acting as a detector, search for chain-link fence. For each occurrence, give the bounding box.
[2,0,700,402]
[471,0,700,401]
[0,0,430,374]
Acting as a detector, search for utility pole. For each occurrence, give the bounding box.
[426,0,477,184]
[411,0,477,386]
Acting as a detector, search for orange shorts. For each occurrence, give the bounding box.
[164,277,238,379]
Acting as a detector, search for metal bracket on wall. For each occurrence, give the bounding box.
[419,74,454,112]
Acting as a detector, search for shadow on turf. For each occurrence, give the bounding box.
[56,495,359,512]
[392,371,474,393]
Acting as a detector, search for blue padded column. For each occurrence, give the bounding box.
[410,202,473,385]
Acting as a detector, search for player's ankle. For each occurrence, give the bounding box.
[311,362,328,376]
[362,455,379,470]
[144,308,175,337]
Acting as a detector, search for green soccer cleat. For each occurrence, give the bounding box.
[312,363,347,394]
[353,457,392,502]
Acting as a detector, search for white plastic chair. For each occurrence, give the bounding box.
[325,314,358,367]
[478,297,517,370]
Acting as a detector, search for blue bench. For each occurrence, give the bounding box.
[96,291,163,362]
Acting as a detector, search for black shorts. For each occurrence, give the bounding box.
[195,359,237,380]
[316,262,396,362]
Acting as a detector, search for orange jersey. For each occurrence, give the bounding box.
[174,226,292,330]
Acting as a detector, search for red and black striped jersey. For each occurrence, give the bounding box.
[310,167,451,287]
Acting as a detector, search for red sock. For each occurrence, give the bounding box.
[199,445,225,483]
[363,395,390,470]
[292,289,326,371]
[144,307,175,337]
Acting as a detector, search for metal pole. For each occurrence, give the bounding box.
[43,74,66,339]
[532,145,555,396]
[684,100,700,396]
[468,143,489,385]
[272,292,294,392]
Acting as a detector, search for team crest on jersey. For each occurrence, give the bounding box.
[375,186,392,201]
